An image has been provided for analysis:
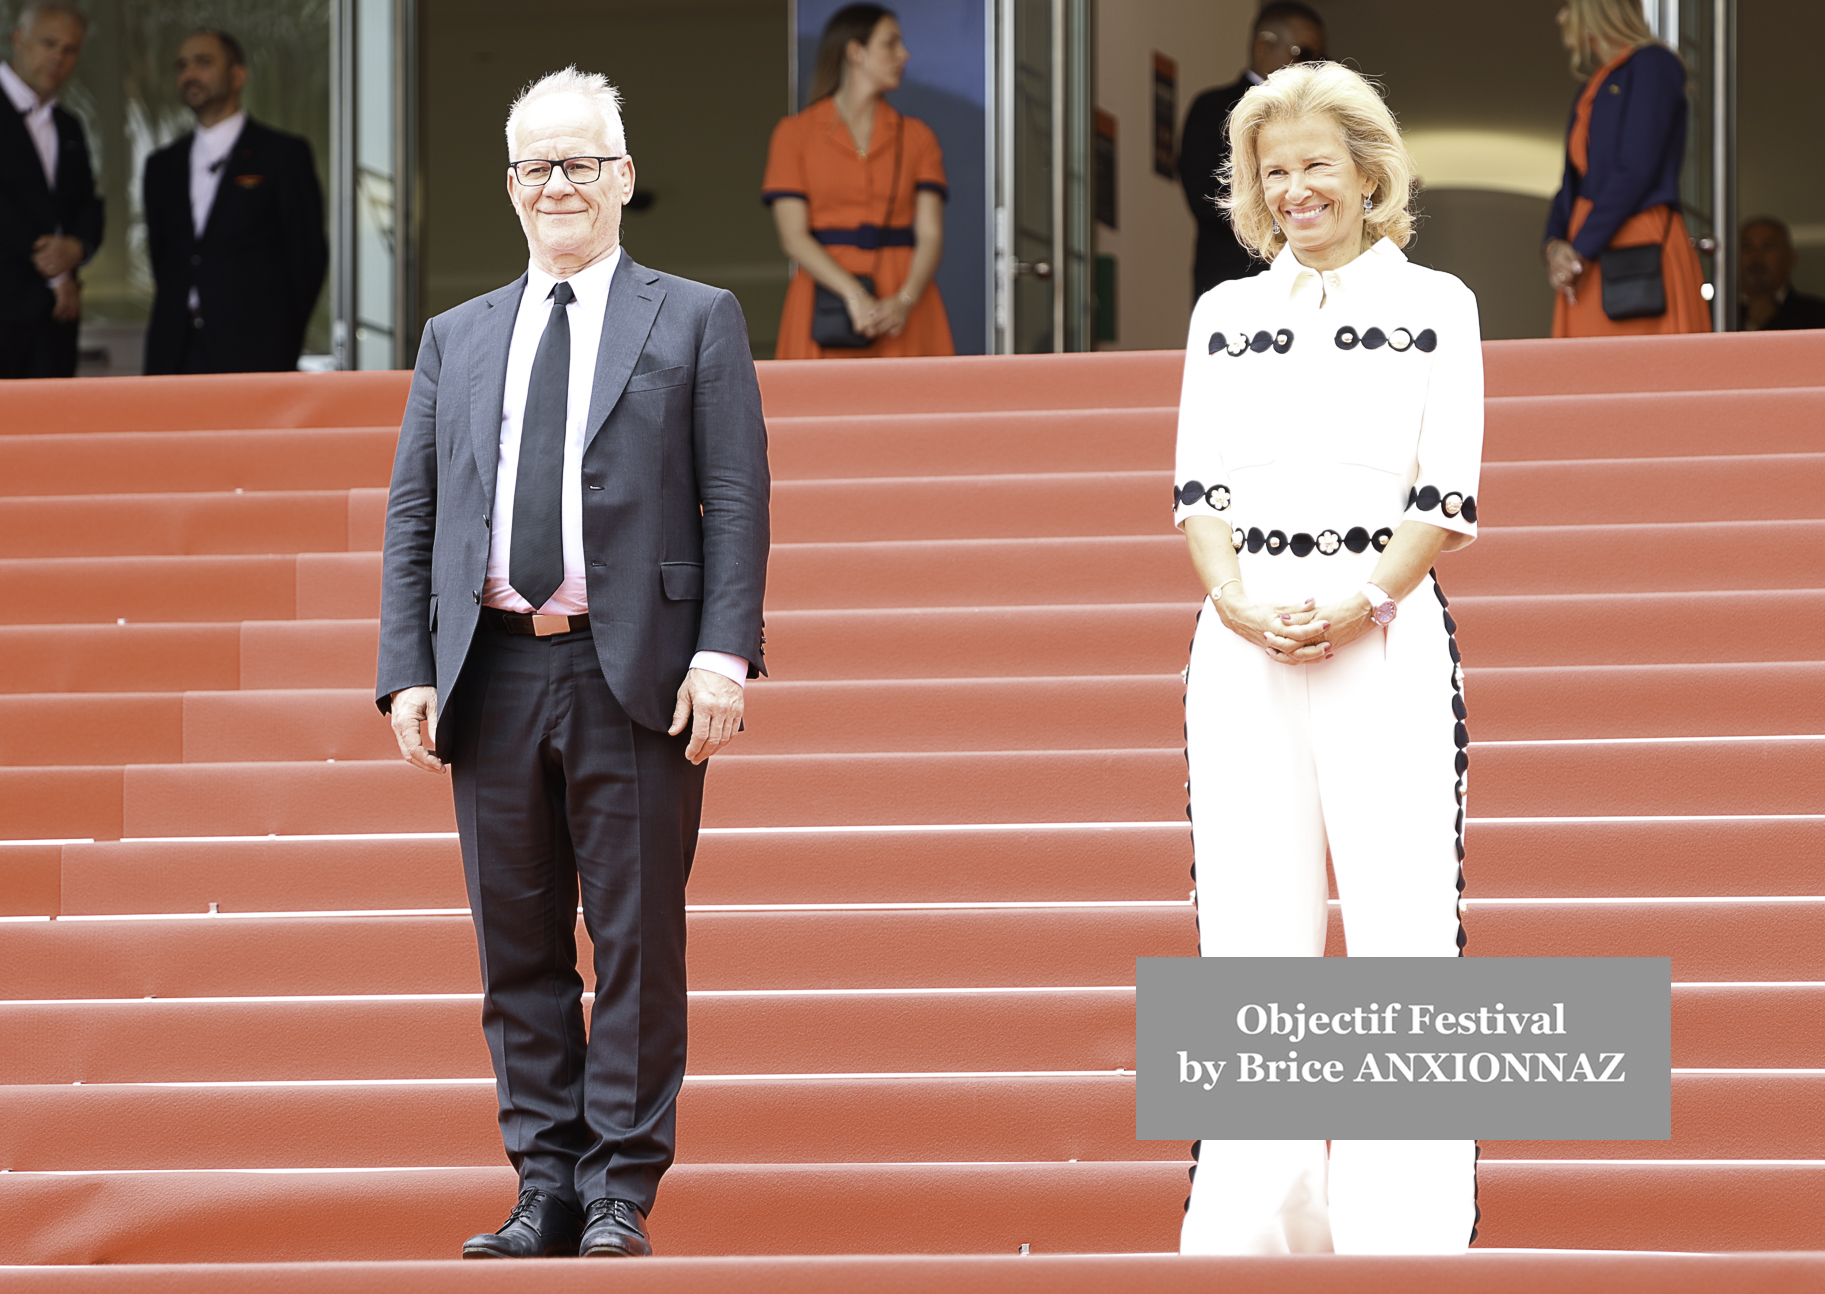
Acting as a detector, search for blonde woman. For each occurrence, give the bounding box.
[1173,61,1483,1254]
[1544,0,1709,335]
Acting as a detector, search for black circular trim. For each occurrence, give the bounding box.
[1415,328,1438,352]
[1462,495,1478,523]
[1455,749,1469,776]
[1334,325,1360,350]
[1443,611,1458,635]
[1249,329,1274,354]
[1442,491,1465,518]
[1226,332,1250,357]
[1272,329,1294,354]
[1177,480,1203,507]
[1361,327,1388,350]
[1245,527,1266,554]
[1448,637,1461,664]
[1265,529,1288,553]
[1433,582,1450,608]
[1204,483,1232,510]
[1415,485,1442,512]
[1455,837,1466,862]
[1454,721,1469,750]
[1371,527,1394,551]
[1452,693,1467,721]
[1343,526,1370,553]
[1316,529,1342,555]
[1231,527,1246,551]
[1289,531,1315,557]
[1387,327,1414,352]
[1455,808,1465,835]
[1207,331,1227,355]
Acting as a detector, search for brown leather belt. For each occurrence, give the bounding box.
[480,606,591,637]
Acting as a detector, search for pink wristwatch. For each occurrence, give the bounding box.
[1360,582,1397,626]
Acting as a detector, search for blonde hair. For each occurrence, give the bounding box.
[1561,0,1660,73]
[506,66,627,158]
[1219,62,1414,263]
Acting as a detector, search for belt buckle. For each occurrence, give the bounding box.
[530,614,573,637]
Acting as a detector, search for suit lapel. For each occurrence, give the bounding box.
[583,253,665,452]
[469,275,528,494]
[201,123,252,243]
[169,134,198,251]
[1,103,52,206]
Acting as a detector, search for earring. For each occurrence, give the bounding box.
[1363,196,1374,213]
[1272,221,1281,234]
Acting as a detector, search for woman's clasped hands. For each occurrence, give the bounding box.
[844,287,913,339]
[1215,587,1375,665]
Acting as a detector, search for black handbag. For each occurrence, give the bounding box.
[1600,210,1672,321]
[810,114,904,349]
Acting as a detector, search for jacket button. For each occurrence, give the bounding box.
[192,316,205,329]
[191,254,201,266]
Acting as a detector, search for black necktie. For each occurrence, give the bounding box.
[509,280,574,611]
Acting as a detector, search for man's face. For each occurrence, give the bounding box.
[1740,222,1795,298]
[1253,17,1326,78]
[506,94,634,270]
[176,34,246,118]
[9,11,85,100]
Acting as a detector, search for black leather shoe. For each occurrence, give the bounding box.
[579,1198,652,1257]
[462,1187,583,1259]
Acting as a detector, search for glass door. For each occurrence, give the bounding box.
[1647,0,1736,331]
[994,0,1088,352]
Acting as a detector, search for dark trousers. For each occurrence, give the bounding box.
[447,624,704,1215]
[0,317,79,378]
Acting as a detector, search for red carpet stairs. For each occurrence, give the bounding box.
[0,334,1821,1288]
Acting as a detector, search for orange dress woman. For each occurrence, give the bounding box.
[763,4,954,359]
[1544,0,1709,337]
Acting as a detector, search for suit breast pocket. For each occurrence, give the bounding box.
[624,364,691,393]
[660,562,704,601]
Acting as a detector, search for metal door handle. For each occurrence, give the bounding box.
[1013,260,1054,279]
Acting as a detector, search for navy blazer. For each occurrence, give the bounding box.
[376,252,770,735]
[0,99,103,326]
[1546,43,1688,260]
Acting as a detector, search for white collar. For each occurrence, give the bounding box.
[1268,236,1406,297]
[193,110,246,157]
[525,244,622,309]
[1245,69,1265,86]
[0,62,51,116]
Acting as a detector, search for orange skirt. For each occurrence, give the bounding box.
[1552,201,1711,338]
[774,244,956,360]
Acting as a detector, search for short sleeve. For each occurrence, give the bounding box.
[1172,292,1235,531]
[908,117,948,201]
[761,115,809,205]
[1405,278,1484,546]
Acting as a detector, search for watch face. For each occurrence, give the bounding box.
[1372,602,1396,626]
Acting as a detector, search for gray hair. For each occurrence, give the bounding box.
[13,1,90,34]
[505,66,627,158]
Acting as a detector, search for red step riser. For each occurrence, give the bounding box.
[22,818,1825,922]
[3,739,1820,841]
[0,491,367,559]
[3,1073,1814,1172]
[0,1161,1819,1263]
[1,902,1816,999]
[4,985,1815,1085]
[0,430,398,498]
[5,659,1820,768]
[0,371,411,436]
[3,522,1821,624]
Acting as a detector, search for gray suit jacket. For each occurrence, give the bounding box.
[375,252,769,733]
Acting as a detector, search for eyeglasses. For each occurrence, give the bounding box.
[507,155,623,186]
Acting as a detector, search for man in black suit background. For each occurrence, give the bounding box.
[1740,217,1825,332]
[1176,1,1327,301]
[142,28,326,374]
[377,68,768,1260]
[0,1,101,378]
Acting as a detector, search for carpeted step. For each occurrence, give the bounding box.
[4,983,1814,1085]
[0,371,410,436]
[0,1160,1820,1263]
[29,816,1825,921]
[0,490,378,559]
[2,899,1817,998]
[0,429,398,498]
[2,1072,1815,1172]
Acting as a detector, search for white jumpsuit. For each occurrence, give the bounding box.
[1174,240,1484,1255]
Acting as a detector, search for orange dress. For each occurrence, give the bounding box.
[763,97,955,359]
[1552,48,1710,338]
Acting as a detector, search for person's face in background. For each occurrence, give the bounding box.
[1256,112,1374,270]
[9,9,84,101]
[175,33,247,125]
[1251,16,1326,79]
[1740,222,1797,299]
[506,93,634,274]
[847,16,909,94]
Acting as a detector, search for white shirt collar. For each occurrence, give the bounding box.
[1268,236,1407,300]
[525,244,622,309]
[1245,69,1265,86]
[193,110,246,160]
[0,62,50,116]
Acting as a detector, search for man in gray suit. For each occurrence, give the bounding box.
[376,67,768,1260]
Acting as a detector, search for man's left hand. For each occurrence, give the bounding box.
[32,234,84,279]
[669,667,745,764]
[50,277,80,323]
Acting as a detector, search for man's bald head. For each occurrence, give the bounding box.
[1251,1,1326,79]
[1741,216,1797,300]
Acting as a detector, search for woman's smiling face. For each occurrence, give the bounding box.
[1256,113,1375,271]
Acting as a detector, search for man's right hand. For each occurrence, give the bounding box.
[389,685,445,773]
[50,277,80,323]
